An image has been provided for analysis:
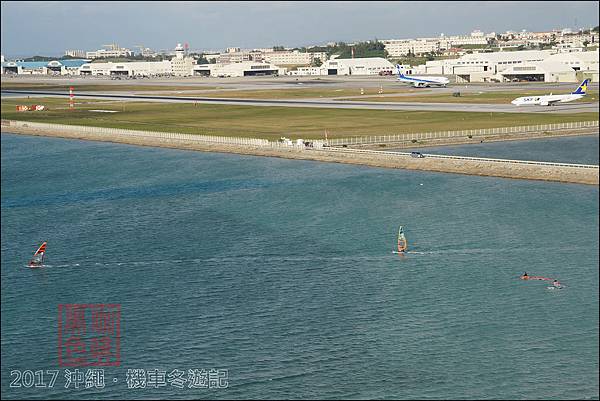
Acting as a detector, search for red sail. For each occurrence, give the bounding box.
[29,242,47,267]
[34,242,47,256]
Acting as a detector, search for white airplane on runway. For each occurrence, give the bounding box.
[511,79,589,106]
[395,64,450,88]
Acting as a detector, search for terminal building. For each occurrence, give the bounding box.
[77,44,195,77]
[85,43,133,59]
[170,43,195,76]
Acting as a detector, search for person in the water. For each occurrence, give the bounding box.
[521,272,529,280]
[553,279,562,288]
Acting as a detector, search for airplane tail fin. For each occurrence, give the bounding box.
[571,79,589,95]
[396,64,405,78]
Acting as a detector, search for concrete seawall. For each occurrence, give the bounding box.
[2,124,598,186]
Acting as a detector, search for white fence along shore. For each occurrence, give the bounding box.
[327,120,599,146]
[317,146,599,169]
[2,120,272,147]
[2,120,599,167]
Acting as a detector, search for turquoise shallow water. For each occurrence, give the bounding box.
[1,133,598,400]
[397,134,599,164]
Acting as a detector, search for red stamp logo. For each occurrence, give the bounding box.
[58,304,121,367]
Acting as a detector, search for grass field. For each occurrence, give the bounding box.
[2,82,411,99]
[2,97,598,139]
[340,91,600,104]
[170,87,412,99]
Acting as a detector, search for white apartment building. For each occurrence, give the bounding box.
[559,32,599,47]
[218,51,253,64]
[383,38,441,57]
[216,47,266,63]
[64,50,86,58]
[137,47,159,57]
[502,30,599,48]
[383,34,490,57]
[263,50,328,66]
[86,44,133,59]
[445,35,489,46]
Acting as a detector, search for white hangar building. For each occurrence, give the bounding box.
[423,50,553,76]
[79,60,173,77]
[1,59,89,75]
[418,49,598,83]
[545,50,599,80]
[193,61,286,77]
[499,60,578,82]
[316,57,395,76]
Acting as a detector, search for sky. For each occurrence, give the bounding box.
[1,1,599,57]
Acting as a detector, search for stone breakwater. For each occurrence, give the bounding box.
[2,124,598,186]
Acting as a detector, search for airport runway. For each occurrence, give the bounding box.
[2,89,598,114]
[4,74,598,92]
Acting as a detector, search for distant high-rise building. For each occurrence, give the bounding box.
[64,50,85,58]
[86,44,133,59]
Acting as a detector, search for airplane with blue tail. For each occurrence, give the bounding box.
[396,64,450,88]
[511,79,590,106]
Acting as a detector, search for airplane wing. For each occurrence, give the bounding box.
[544,98,563,106]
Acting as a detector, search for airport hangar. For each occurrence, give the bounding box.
[1,59,89,75]
[192,61,286,77]
[289,57,396,76]
[79,60,173,77]
[419,49,599,83]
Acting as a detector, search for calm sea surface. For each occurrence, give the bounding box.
[398,134,599,164]
[1,133,598,400]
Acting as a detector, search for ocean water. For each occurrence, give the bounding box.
[1,133,598,400]
[399,134,599,165]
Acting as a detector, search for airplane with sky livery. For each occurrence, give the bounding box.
[511,79,589,106]
[395,64,450,88]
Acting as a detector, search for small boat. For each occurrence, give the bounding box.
[28,241,47,268]
[397,226,407,253]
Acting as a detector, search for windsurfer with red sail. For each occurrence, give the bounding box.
[28,241,47,268]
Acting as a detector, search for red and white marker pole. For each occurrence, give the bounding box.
[69,86,74,110]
